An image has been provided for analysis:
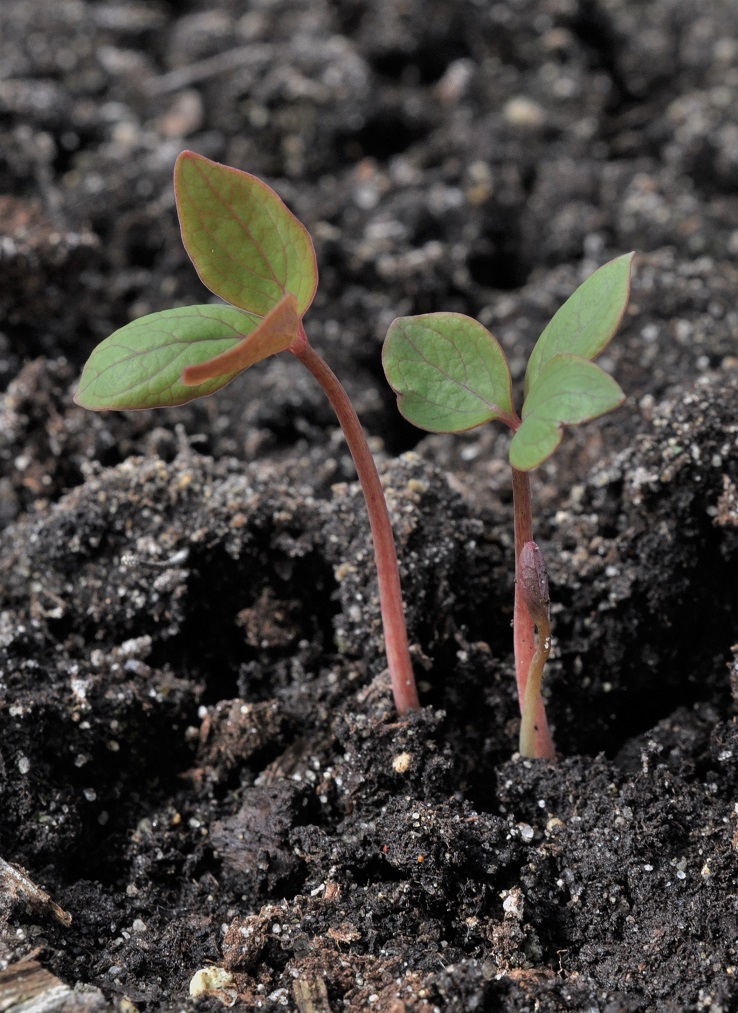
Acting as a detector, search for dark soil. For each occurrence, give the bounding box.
[2,1,738,1010]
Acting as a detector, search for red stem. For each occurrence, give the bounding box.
[290,331,419,715]
[511,468,555,759]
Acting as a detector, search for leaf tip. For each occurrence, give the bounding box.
[175,148,203,168]
[73,388,106,412]
[73,377,96,411]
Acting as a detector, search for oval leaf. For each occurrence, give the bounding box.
[383,312,514,433]
[524,252,634,397]
[509,354,625,470]
[74,305,260,410]
[182,293,299,386]
[175,151,318,317]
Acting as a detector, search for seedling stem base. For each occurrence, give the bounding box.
[512,468,555,759]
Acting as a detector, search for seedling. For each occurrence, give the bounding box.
[75,151,420,715]
[383,253,634,758]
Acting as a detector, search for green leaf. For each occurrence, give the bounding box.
[382,312,514,433]
[174,150,318,317]
[525,252,634,397]
[74,305,261,410]
[509,354,625,470]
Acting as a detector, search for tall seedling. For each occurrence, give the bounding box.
[76,152,420,715]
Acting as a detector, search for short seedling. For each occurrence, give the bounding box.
[382,253,634,758]
[75,151,420,715]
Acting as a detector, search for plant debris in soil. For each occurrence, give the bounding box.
[2,1,738,1011]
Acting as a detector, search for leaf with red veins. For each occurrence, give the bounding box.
[382,312,515,433]
[175,151,318,318]
[510,354,625,470]
[74,305,260,410]
[524,252,634,398]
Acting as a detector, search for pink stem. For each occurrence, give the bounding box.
[511,468,555,759]
[290,330,419,715]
